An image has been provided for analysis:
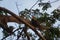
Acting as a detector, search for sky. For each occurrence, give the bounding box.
[0,0,60,40]
[0,0,60,15]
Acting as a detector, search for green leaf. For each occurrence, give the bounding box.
[42,3,51,11]
[52,9,60,21]
[0,11,3,15]
[2,30,9,37]
[4,11,8,15]
[46,22,51,27]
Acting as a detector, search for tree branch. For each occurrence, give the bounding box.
[0,7,46,40]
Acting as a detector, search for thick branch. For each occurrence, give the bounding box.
[0,14,49,30]
[0,14,30,24]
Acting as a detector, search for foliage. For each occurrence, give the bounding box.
[18,7,60,40]
[0,0,60,40]
[38,2,51,11]
[44,27,60,40]
[0,10,3,15]
[2,30,9,37]
[0,10,8,15]
[52,9,60,21]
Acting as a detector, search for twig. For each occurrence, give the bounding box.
[29,0,39,10]
[1,28,21,40]
[16,29,24,40]
[15,2,20,13]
